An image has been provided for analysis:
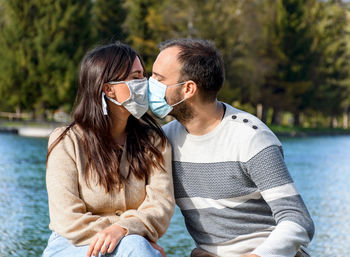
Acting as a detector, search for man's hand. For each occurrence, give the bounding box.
[150,242,166,257]
[87,224,127,257]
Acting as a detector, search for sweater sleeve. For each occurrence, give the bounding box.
[243,130,315,257]
[115,141,175,242]
[46,128,112,246]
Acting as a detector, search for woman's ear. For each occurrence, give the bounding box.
[102,83,115,98]
[183,80,197,99]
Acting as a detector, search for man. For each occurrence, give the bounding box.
[148,39,314,257]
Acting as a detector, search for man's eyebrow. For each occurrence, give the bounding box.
[152,72,166,79]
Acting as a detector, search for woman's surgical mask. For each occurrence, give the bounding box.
[102,78,148,119]
[148,77,186,119]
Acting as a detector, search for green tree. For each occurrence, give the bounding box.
[33,0,93,116]
[92,0,127,43]
[124,0,171,72]
[0,1,39,113]
[310,0,350,127]
[158,0,268,107]
[0,0,93,119]
[255,0,320,125]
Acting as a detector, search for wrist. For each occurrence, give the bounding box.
[120,227,127,236]
[111,224,127,236]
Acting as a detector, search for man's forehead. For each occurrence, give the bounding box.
[153,46,181,78]
[159,46,180,60]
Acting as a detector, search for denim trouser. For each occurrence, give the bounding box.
[42,231,162,257]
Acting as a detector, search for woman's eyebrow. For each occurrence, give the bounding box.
[130,70,143,74]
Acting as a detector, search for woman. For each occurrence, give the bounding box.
[42,42,174,257]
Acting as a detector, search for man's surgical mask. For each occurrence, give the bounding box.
[148,77,186,119]
[102,78,148,119]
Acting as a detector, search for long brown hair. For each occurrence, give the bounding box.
[47,42,167,192]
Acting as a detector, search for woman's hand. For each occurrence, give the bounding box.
[87,224,127,257]
[150,242,166,257]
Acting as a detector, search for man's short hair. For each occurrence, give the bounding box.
[159,38,225,102]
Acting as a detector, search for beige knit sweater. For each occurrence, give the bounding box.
[46,126,175,246]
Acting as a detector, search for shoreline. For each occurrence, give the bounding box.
[275,130,350,138]
[1,124,350,138]
[0,121,65,138]
[0,126,55,138]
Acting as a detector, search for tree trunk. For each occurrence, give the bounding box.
[15,105,21,121]
[330,114,338,129]
[261,106,268,124]
[343,107,349,129]
[293,111,300,127]
[271,108,283,125]
[256,103,263,120]
[329,114,333,128]
[34,102,47,122]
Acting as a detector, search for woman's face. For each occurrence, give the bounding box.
[126,57,144,81]
[111,57,144,103]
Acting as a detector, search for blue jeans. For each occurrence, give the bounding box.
[42,231,162,257]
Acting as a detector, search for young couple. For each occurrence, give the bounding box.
[42,39,314,257]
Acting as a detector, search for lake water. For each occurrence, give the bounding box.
[0,133,349,257]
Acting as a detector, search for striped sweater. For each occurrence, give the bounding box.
[162,103,314,257]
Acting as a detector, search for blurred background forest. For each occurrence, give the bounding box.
[1,0,350,129]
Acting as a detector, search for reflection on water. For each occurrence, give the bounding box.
[281,136,350,257]
[0,133,349,256]
[0,134,49,257]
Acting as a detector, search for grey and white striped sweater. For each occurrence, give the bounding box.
[162,103,314,257]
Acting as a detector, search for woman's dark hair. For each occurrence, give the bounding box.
[47,42,167,192]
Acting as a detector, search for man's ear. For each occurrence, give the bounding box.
[102,83,115,98]
[183,80,197,99]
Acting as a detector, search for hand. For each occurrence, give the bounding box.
[150,242,166,257]
[87,224,127,257]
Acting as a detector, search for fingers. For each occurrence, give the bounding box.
[107,238,119,254]
[159,247,166,257]
[87,236,98,257]
[100,241,110,255]
[150,242,160,251]
[150,242,166,257]
[92,237,106,257]
[87,225,126,257]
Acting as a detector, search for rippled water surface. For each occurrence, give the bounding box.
[0,133,349,256]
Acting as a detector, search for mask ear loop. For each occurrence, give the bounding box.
[171,97,186,107]
[102,92,108,115]
[168,81,187,107]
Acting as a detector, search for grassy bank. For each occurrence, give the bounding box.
[0,120,65,128]
[1,120,350,137]
[270,125,350,137]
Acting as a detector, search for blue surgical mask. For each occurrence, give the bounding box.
[102,78,148,119]
[148,77,186,118]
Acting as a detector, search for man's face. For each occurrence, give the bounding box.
[152,47,193,121]
[151,46,182,105]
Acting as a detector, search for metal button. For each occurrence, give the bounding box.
[232,115,237,119]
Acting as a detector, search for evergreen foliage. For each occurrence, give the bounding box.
[92,0,127,43]
[0,0,349,127]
